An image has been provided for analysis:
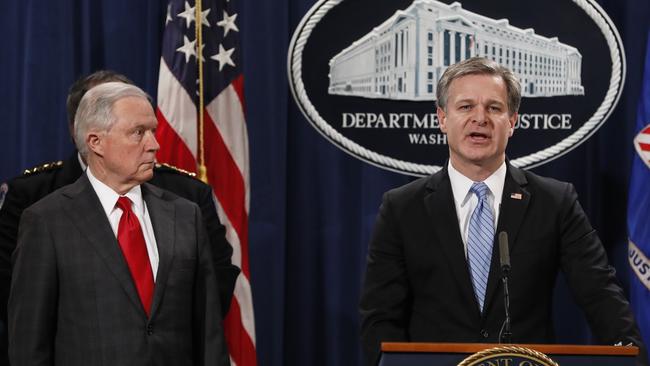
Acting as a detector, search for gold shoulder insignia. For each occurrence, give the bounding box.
[23,160,64,175]
[155,162,197,178]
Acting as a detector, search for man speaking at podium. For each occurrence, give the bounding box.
[359,57,646,365]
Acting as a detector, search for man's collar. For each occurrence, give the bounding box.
[448,160,507,205]
[86,166,144,217]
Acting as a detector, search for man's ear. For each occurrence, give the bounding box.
[437,106,448,133]
[86,131,104,156]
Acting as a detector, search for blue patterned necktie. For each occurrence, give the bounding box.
[467,182,494,312]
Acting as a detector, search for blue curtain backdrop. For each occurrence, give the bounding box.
[0,0,649,365]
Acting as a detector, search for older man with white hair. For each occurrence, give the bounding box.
[8,82,230,366]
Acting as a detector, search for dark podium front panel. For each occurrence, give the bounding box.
[379,342,638,366]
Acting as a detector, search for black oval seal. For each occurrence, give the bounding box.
[288,0,625,176]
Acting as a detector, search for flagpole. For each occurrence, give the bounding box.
[195,0,208,183]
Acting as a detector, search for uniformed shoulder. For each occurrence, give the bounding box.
[10,160,66,189]
[21,160,64,176]
[154,162,198,179]
[2,160,66,212]
[150,163,212,201]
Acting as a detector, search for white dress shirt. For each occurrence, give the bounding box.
[447,160,506,257]
[86,167,159,281]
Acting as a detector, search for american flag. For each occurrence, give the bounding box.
[155,0,256,364]
[628,30,650,362]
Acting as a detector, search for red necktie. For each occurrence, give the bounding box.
[116,196,154,317]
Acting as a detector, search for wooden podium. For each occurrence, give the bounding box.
[379,342,639,366]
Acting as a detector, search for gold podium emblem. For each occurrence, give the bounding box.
[458,345,558,366]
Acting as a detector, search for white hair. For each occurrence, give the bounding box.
[73,81,151,157]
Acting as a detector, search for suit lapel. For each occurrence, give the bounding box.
[423,168,481,317]
[61,175,143,313]
[142,183,175,318]
[484,163,530,313]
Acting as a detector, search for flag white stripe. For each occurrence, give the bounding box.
[214,196,256,343]
[157,59,198,157]
[205,85,250,211]
[233,272,257,344]
[214,195,243,268]
[636,133,650,145]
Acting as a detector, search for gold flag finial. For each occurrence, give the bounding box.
[198,163,209,184]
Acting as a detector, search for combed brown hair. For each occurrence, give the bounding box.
[436,57,521,115]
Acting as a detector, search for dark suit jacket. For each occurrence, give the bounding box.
[360,163,644,365]
[8,175,230,366]
[0,154,239,365]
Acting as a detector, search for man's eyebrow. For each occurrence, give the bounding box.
[486,99,506,106]
[453,98,476,104]
[130,121,156,129]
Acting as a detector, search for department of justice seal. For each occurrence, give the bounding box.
[288,0,625,176]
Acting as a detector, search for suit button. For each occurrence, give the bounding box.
[481,329,489,338]
[147,324,153,335]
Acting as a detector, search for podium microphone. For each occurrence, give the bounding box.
[498,231,512,343]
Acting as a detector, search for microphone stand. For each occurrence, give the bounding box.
[499,265,512,343]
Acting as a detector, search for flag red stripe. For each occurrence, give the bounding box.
[155,108,199,173]
[224,297,258,365]
[640,142,650,151]
[203,110,250,277]
[232,74,246,113]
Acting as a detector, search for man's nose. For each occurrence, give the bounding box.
[471,106,488,125]
[145,131,160,152]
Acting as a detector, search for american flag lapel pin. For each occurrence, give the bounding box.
[510,193,523,200]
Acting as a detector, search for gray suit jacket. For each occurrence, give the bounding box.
[8,174,230,366]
